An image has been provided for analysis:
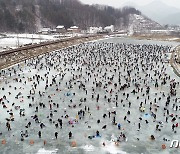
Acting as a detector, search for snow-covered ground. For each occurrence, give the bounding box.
[0,38,179,154]
[0,33,90,52]
[0,34,58,52]
[0,33,78,52]
[0,37,41,50]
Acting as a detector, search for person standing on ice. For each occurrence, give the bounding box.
[55,132,58,139]
[138,123,141,130]
[112,116,116,125]
[38,131,41,138]
[118,123,121,130]
[69,131,72,139]
[6,121,11,131]
[108,112,111,118]
[96,130,100,137]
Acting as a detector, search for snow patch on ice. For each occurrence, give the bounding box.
[36,148,58,154]
[81,145,95,151]
[101,141,127,154]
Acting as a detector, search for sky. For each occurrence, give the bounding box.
[79,0,180,8]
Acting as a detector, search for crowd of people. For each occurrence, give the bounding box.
[0,41,179,152]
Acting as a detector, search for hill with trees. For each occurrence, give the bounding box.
[0,0,142,33]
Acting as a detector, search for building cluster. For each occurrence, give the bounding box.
[37,15,180,36]
[38,25,115,35]
[167,25,180,31]
[89,25,114,34]
[38,26,81,34]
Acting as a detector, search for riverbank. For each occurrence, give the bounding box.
[170,45,180,77]
[131,34,180,42]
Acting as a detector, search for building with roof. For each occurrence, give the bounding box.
[38,28,51,34]
[89,27,103,34]
[67,26,80,33]
[104,25,114,33]
[56,25,66,33]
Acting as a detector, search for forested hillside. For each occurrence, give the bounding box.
[0,0,141,33]
[0,0,36,32]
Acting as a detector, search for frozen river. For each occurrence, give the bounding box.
[0,37,179,154]
[100,37,179,46]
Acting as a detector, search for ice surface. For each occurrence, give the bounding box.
[0,38,179,154]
